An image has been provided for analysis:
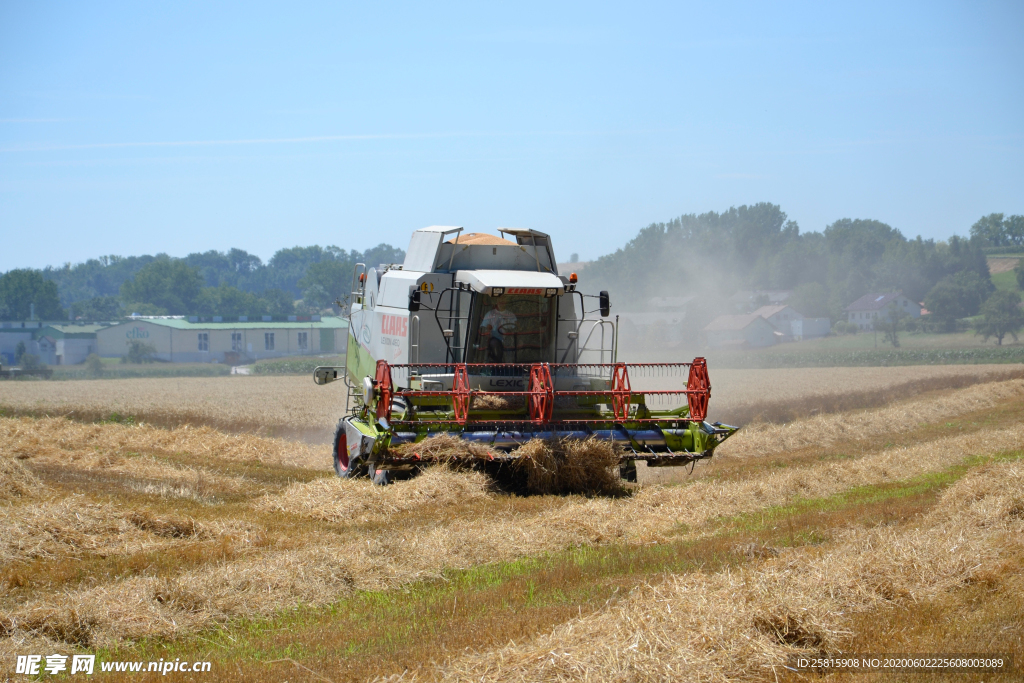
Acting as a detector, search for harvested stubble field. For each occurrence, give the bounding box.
[1,369,1023,681]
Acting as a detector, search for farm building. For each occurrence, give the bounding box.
[701,313,777,348]
[749,305,831,342]
[751,305,802,334]
[0,321,45,365]
[791,317,832,341]
[35,324,104,365]
[0,320,101,365]
[845,292,921,330]
[96,316,348,363]
[702,305,830,348]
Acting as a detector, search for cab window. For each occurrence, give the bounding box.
[468,294,555,364]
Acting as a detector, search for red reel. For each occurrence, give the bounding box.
[686,357,710,422]
[528,363,554,423]
[452,364,471,425]
[610,362,631,421]
[374,360,394,420]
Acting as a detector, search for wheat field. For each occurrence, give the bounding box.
[1,364,1021,442]
[1,370,1023,681]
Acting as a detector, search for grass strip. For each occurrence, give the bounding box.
[695,450,1021,538]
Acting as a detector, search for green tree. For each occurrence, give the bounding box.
[1007,215,1024,247]
[976,290,1024,346]
[122,340,157,364]
[43,254,157,308]
[301,284,333,312]
[951,269,992,314]
[924,279,970,332]
[19,353,43,373]
[924,270,992,331]
[264,245,345,296]
[85,353,104,377]
[120,258,204,314]
[70,295,122,320]
[970,213,1024,248]
[184,248,264,288]
[970,213,1007,246]
[259,288,296,317]
[194,284,296,317]
[297,259,361,311]
[15,341,26,364]
[876,301,907,347]
[196,285,260,316]
[0,269,65,320]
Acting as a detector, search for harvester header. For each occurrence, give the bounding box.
[314,226,736,484]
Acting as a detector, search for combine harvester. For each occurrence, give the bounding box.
[314,227,737,484]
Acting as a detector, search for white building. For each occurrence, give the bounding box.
[95,316,348,363]
[750,305,802,334]
[702,314,778,348]
[791,318,832,341]
[845,292,921,330]
[35,324,104,365]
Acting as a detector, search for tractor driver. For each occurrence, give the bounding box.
[479,296,516,362]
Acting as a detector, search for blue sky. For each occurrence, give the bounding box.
[1,0,1021,272]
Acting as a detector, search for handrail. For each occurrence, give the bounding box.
[410,314,420,364]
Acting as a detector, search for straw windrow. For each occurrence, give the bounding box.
[0,415,324,470]
[719,377,1024,458]
[434,460,1024,682]
[9,419,1021,649]
[511,438,623,495]
[2,373,1023,664]
[0,455,41,500]
[257,465,493,523]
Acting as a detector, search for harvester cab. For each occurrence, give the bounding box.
[314,226,737,483]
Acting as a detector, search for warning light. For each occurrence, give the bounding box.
[569,272,578,284]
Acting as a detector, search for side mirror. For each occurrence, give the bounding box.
[599,291,611,317]
[409,290,421,312]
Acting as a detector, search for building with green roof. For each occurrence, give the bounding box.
[95,316,348,363]
[36,323,108,365]
[0,321,112,365]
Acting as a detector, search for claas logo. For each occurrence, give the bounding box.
[381,314,408,337]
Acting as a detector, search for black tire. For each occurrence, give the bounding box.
[371,466,394,486]
[333,420,367,478]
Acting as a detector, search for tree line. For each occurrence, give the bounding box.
[0,243,405,320]
[2,209,1021,327]
[969,213,1024,248]
[584,204,1023,334]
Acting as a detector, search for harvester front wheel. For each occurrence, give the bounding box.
[333,420,367,478]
